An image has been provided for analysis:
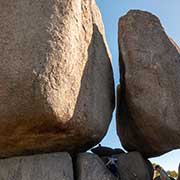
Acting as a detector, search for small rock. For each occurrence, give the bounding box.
[76,153,117,180]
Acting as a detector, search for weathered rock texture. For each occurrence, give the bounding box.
[117,10,180,157]
[0,152,73,180]
[145,159,154,179]
[116,152,152,180]
[0,0,114,157]
[76,153,117,180]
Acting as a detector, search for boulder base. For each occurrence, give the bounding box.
[0,152,73,180]
[76,153,117,180]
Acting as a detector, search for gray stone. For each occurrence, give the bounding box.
[0,152,73,180]
[116,152,151,180]
[145,159,154,180]
[76,153,117,180]
[117,10,180,158]
[0,0,114,157]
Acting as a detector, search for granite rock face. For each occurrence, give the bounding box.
[116,152,152,180]
[76,153,117,180]
[0,0,114,157]
[0,152,73,180]
[117,10,180,157]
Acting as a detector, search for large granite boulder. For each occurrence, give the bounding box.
[0,0,114,157]
[0,152,73,180]
[117,10,180,157]
[76,153,117,180]
[116,152,152,180]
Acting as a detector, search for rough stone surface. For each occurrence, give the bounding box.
[76,153,117,180]
[117,10,180,157]
[0,152,73,180]
[116,152,151,180]
[0,0,114,157]
[145,159,154,180]
[154,176,175,180]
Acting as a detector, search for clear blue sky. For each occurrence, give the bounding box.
[96,0,180,171]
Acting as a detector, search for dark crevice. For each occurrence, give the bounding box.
[71,154,78,180]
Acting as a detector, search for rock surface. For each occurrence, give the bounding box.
[91,144,125,157]
[117,10,180,157]
[116,152,152,180]
[0,0,114,157]
[145,159,154,179]
[154,176,175,180]
[0,152,73,180]
[76,153,117,180]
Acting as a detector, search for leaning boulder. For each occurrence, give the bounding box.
[117,10,180,157]
[76,153,117,180]
[0,0,114,157]
[0,152,73,180]
[116,152,152,180]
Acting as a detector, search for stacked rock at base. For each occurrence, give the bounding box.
[76,153,117,180]
[75,151,153,180]
[0,151,154,180]
[117,10,180,158]
[116,152,153,180]
[0,152,73,180]
[0,0,114,157]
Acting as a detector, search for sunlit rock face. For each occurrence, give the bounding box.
[0,0,114,157]
[117,10,180,158]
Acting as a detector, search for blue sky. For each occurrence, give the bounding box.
[96,0,180,171]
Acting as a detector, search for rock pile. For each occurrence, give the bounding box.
[0,0,179,179]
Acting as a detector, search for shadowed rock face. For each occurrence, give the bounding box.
[117,10,180,158]
[0,0,114,157]
[116,152,152,180]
